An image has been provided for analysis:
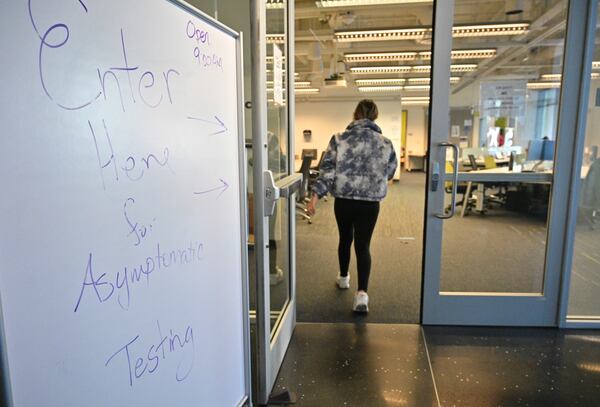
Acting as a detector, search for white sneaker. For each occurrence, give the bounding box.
[270,267,284,286]
[336,274,350,289]
[353,291,369,313]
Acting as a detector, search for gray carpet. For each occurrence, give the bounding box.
[296,172,426,324]
[296,171,600,323]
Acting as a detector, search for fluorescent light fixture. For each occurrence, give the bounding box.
[335,23,528,42]
[402,96,429,105]
[336,28,429,42]
[267,34,285,44]
[403,96,429,101]
[267,80,309,87]
[407,77,430,84]
[295,81,312,88]
[403,85,430,91]
[295,88,320,94]
[539,74,562,81]
[420,49,497,60]
[350,66,412,74]
[350,65,475,74]
[345,52,420,63]
[402,101,430,105]
[345,49,495,63]
[450,64,477,72]
[452,23,529,37]
[317,0,432,7]
[267,0,285,8]
[407,77,461,84]
[538,73,600,81]
[527,81,561,89]
[592,61,600,69]
[355,79,406,86]
[411,65,431,73]
[358,86,403,93]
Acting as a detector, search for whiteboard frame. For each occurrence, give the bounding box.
[0,0,252,405]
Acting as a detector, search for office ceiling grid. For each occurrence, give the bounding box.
[267,0,572,101]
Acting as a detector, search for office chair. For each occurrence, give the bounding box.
[296,156,313,224]
[301,148,318,161]
[482,155,507,209]
[309,151,329,201]
[311,151,325,171]
[445,161,474,215]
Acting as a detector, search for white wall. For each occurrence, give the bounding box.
[295,100,429,165]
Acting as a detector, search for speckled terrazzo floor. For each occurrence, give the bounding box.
[269,323,600,407]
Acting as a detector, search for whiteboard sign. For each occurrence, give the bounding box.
[273,44,284,105]
[0,1,249,406]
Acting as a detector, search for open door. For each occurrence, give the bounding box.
[422,0,587,326]
[250,0,297,404]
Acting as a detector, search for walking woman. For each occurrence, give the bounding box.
[307,99,397,313]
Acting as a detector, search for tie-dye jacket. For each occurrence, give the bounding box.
[311,119,398,202]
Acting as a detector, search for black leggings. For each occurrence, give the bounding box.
[334,198,380,292]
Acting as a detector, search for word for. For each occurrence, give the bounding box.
[105,320,194,386]
[89,119,172,189]
[29,1,180,112]
[185,20,223,70]
[73,240,204,312]
[124,197,155,247]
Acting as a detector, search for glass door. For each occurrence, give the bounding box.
[423,0,583,326]
[250,0,297,404]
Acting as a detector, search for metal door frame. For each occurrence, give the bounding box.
[422,0,592,326]
[250,0,297,404]
[558,0,600,329]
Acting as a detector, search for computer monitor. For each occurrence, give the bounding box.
[527,139,555,161]
[527,139,544,161]
[541,140,555,161]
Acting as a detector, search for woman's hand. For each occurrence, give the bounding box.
[307,194,318,216]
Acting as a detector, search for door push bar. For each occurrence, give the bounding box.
[434,142,459,219]
[264,171,303,217]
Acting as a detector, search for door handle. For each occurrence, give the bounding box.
[276,173,303,198]
[435,142,459,219]
[263,170,280,217]
[263,172,303,216]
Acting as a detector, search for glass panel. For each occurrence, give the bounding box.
[567,7,600,319]
[267,0,291,333]
[440,0,568,293]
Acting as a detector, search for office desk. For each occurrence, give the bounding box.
[450,168,553,217]
[455,167,553,184]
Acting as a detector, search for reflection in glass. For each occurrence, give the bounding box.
[567,8,600,318]
[267,1,291,333]
[440,0,567,293]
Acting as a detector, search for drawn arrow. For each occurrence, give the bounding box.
[186,115,228,135]
[194,179,229,198]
